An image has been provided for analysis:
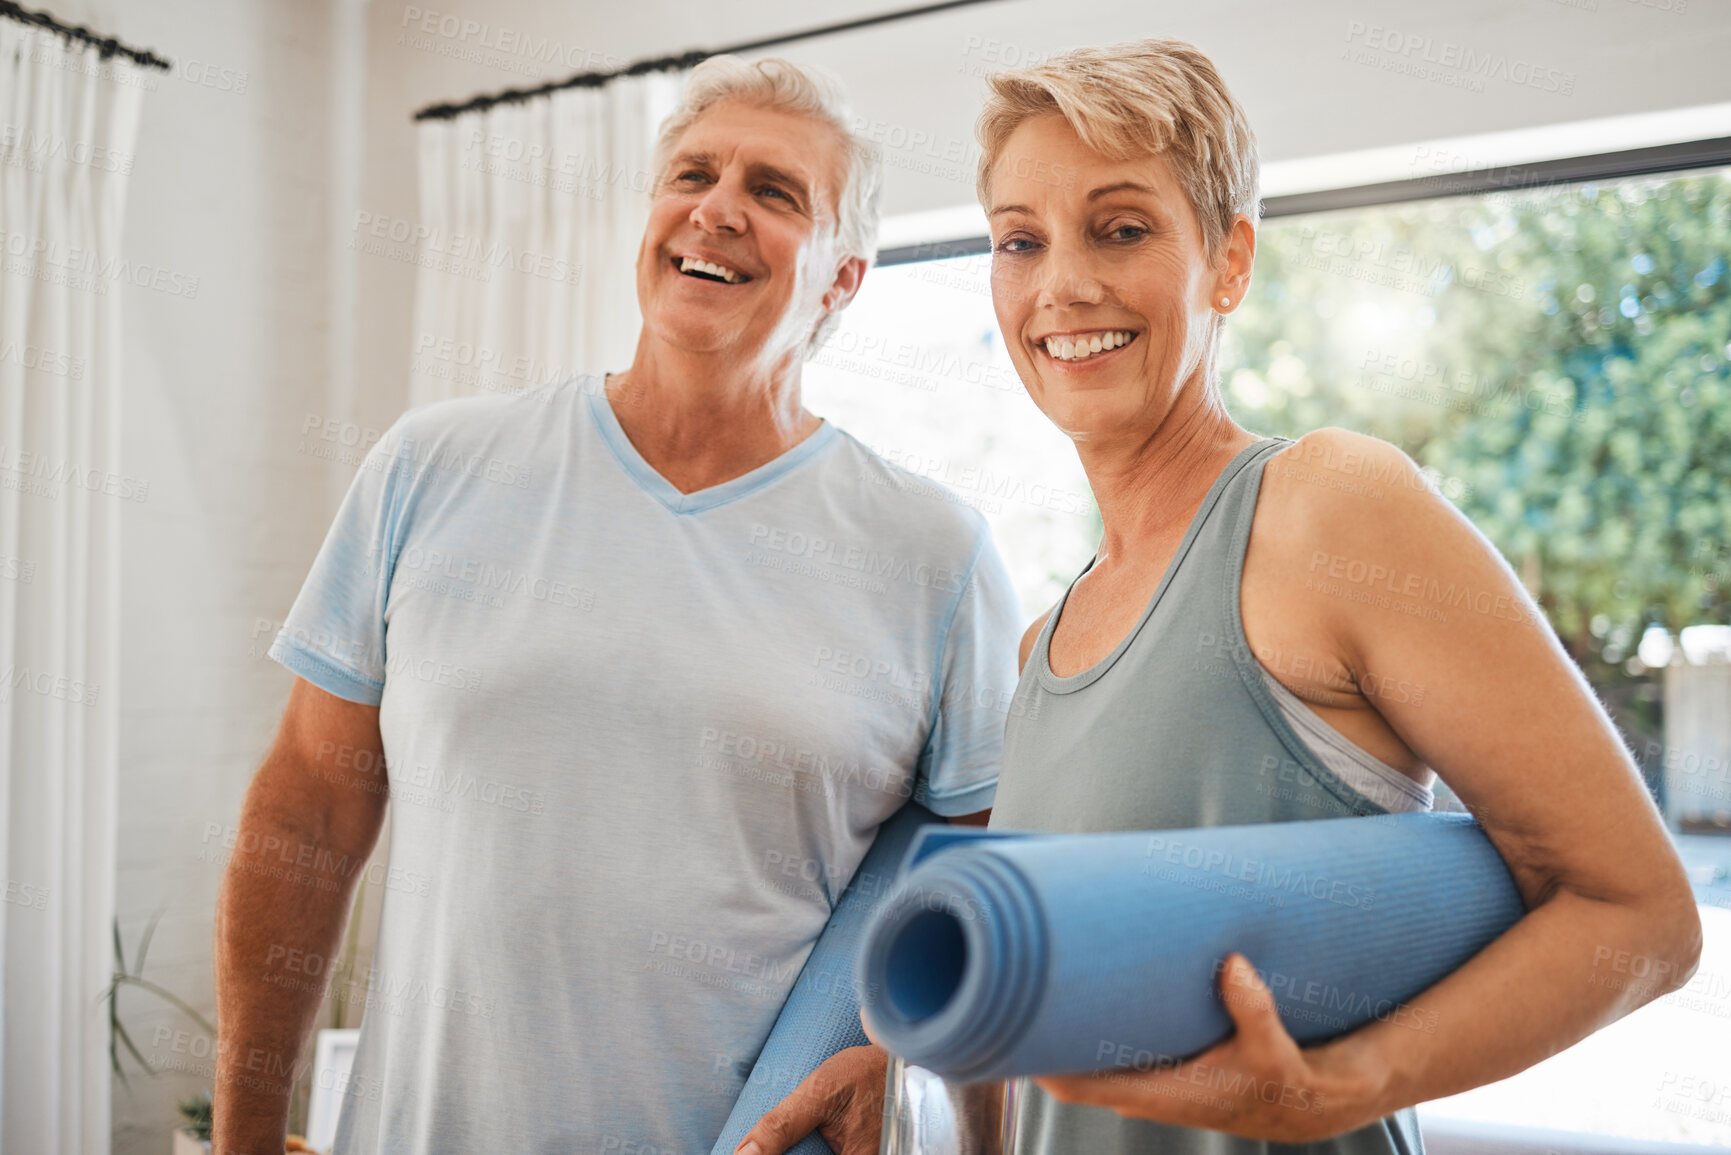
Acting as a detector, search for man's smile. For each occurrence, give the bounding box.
[671,253,753,284]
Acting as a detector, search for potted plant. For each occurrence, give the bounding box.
[172,1091,211,1154]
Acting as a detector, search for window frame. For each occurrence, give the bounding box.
[874,134,1731,267]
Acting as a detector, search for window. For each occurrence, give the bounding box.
[804,254,1099,619]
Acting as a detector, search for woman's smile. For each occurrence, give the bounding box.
[1034,328,1140,367]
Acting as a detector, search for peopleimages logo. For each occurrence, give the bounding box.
[748,524,967,593]
[372,541,595,611]
[1343,21,1576,94]
[0,444,149,502]
[815,328,1023,393]
[398,6,625,71]
[1216,958,1439,1035]
[0,664,100,707]
[697,727,915,800]
[2,878,48,911]
[1305,550,1532,626]
[0,228,199,297]
[865,444,1096,518]
[366,433,535,490]
[646,930,801,985]
[0,339,85,379]
[1143,834,1376,910]
[0,125,133,173]
[349,211,583,285]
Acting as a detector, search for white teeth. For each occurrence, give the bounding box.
[1043,330,1134,361]
[679,256,743,284]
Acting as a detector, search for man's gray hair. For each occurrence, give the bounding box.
[652,55,884,352]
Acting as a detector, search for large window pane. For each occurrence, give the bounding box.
[804,255,1100,618]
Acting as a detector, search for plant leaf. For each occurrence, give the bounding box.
[135,906,166,974]
[112,917,128,977]
[115,1018,151,1077]
[114,975,217,1036]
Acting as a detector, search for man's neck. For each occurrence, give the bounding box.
[606,336,822,495]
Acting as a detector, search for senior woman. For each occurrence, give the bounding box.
[972,38,1702,1153]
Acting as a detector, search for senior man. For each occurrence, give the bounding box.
[212,56,1019,1155]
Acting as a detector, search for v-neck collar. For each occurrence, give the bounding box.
[585,379,839,515]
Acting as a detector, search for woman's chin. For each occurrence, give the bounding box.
[1038,388,1157,445]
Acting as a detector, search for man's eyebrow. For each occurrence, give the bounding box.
[1087,181,1159,200]
[751,162,814,194]
[988,204,1033,218]
[668,150,714,169]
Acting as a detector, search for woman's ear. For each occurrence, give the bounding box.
[1214,214,1258,308]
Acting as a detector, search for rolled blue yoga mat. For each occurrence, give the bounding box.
[710,802,939,1155]
[857,811,1525,1083]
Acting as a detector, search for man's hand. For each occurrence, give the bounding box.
[1032,954,1389,1142]
[733,1044,888,1155]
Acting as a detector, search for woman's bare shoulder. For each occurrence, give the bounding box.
[1019,609,1054,675]
[1257,427,1473,570]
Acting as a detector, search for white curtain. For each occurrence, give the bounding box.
[0,21,145,1155]
[410,73,683,407]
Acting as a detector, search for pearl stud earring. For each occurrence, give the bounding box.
[1219,296,1231,308]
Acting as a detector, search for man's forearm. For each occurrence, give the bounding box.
[212,795,374,1154]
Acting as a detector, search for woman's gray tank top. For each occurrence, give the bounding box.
[989,437,1425,1155]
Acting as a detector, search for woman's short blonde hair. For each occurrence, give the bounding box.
[975,38,1260,257]
[652,55,883,351]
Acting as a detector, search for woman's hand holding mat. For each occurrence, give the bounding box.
[856,811,1528,1141]
[1034,952,1393,1141]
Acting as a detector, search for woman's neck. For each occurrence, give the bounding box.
[1077,388,1257,570]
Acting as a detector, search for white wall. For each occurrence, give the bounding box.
[16,1,1725,1152]
[31,1,346,1150]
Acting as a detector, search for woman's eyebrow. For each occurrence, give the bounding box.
[987,183,1157,216]
[1087,181,1159,200]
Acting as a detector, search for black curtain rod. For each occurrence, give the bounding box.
[413,0,1003,122]
[0,0,170,69]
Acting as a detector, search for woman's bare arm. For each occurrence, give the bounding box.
[1040,427,1700,1137]
[1248,427,1700,1117]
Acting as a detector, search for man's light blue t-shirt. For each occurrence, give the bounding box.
[268,375,1021,1154]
